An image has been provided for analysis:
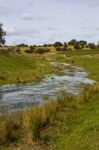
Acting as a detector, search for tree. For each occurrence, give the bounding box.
[74,42,81,50]
[68,39,76,45]
[64,42,67,49]
[54,42,63,47]
[79,40,87,46]
[0,23,6,46]
[88,43,96,49]
[17,43,28,47]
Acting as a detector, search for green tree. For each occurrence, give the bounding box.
[64,42,67,49]
[68,39,76,45]
[88,43,96,49]
[54,42,63,47]
[0,23,6,46]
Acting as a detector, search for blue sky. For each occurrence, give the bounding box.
[0,0,99,45]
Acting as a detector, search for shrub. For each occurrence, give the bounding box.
[54,42,63,47]
[35,48,50,54]
[0,114,23,145]
[88,43,96,49]
[56,47,67,51]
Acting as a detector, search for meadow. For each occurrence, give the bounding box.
[0,54,55,84]
[0,49,99,150]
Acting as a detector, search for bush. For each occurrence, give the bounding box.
[17,43,28,47]
[35,48,50,54]
[0,115,23,145]
[56,47,67,52]
[88,43,96,49]
[0,47,21,55]
[25,46,36,54]
[25,47,50,54]
[54,42,63,47]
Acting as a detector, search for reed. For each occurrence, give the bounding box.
[0,84,99,146]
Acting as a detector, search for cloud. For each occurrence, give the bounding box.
[88,0,99,7]
[20,12,47,21]
[0,6,11,16]
[83,33,98,39]
[81,26,99,32]
[3,26,40,38]
[3,27,17,35]
[20,13,33,20]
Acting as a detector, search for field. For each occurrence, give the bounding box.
[0,49,99,150]
[0,55,55,84]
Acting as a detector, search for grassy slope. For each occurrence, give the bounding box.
[72,58,99,82]
[52,94,99,150]
[0,55,55,84]
[48,51,99,150]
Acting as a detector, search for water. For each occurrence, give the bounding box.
[0,62,95,113]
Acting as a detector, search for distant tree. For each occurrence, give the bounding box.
[30,46,36,53]
[68,39,76,45]
[74,42,81,50]
[17,43,28,47]
[96,41,99,49]
[36,48,50,54]
[79,40,87,46]
[54,42,63,47]
[78,40,87,49]
[0,23,6,46]
[64,42,67,49]
[42,44,48,47]
[88,43,96,49]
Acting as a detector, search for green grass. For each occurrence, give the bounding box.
[70,57,99,82]
[52,93,99,150]
[0,50,99,150]
[0,54,56,84]
[62,49,99,57]
[50,50,99,81]
[0,84,99,150]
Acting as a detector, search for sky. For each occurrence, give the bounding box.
[0,0,99,45]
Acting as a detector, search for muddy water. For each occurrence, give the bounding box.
[0,62,95,113]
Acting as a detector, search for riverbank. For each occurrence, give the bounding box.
[0,50,99,149]
[0,83,99,150]
[0,62,95,113]
[0,50,99,85]
[0,55,55,85]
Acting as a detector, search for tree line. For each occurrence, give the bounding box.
[0,23,99,55]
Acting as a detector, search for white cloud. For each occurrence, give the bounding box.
[20,13,33,20]
[3,26,40,38]
[0,6,11,16]
[20,12,47,21]
[3,27,17,35]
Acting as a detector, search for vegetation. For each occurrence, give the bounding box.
[0,84,99,149]
[0,55,56,84]
[0,25,99,149]
[0,49,99,149]
[0,23,6,46]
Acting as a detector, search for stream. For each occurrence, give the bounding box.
[0,62,95,114]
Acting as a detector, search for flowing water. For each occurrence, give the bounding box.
[0,62,95,114]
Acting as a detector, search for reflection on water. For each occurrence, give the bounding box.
[0,63,95,113]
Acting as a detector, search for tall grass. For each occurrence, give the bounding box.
[0,84,99,147]
[0,114,23,145]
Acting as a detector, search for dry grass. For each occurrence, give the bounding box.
[0,84,99,149]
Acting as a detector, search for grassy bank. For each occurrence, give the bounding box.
[0,50,99,149]
[0,84,99,150]
[0,55,56,84]
[48,50,99,81]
